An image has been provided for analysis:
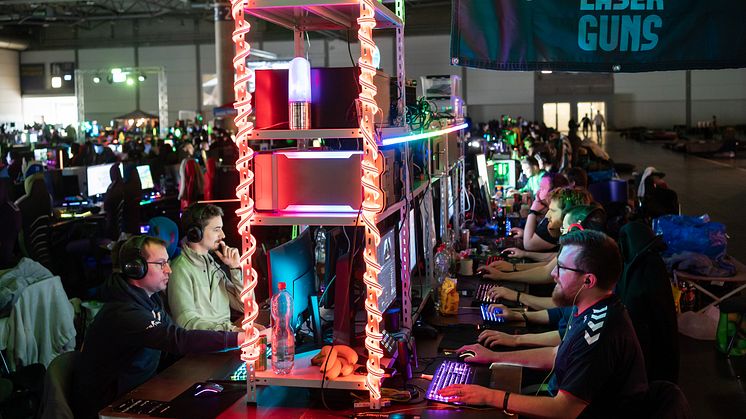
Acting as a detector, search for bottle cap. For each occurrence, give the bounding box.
[278,282,286,291]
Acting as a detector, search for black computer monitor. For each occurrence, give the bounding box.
[43,170,64,205]
[267,228,319,335]
[136,164,154,190]
[62,175,81,199]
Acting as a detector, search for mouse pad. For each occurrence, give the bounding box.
[155,383,245,418]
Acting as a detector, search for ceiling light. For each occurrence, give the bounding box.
[92,76,101,83]
[137,74,146,82]
[51,76,62,88]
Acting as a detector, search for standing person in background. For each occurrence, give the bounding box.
[594,111,606,141]
[581,114,591,138]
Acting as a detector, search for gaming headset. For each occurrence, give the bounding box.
[120,235,150,280]
[185,203,207,243]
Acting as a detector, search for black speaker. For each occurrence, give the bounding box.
[120,236,149,280]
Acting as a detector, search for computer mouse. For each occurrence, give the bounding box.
[500,249,514,257]
[459,350,476,360]
[475,269,488,277]
[192,382,224,398]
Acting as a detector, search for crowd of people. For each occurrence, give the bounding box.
[438,114,687,417]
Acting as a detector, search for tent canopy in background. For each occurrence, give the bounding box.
[450,0,746,73]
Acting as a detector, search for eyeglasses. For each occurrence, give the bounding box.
[147,260,170,270]
[556,262,586,274]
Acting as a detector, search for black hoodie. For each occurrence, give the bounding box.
[616,220,679,383]
[71,274,239,418]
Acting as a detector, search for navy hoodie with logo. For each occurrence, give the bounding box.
[71,275,239,418]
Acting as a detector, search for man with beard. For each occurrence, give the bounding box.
[168,203,246,331]
[72,236,245,418]
[442,230,648,418]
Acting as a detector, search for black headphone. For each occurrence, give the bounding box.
[584,277,591,285]
[185,204,207,243]
[120,235,149,280]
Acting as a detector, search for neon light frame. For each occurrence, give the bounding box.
[380,122,468,146]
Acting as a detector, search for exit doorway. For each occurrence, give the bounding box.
[542,102,571,133]
[577,102,607,137]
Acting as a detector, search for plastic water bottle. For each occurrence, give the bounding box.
[271,282,295,374]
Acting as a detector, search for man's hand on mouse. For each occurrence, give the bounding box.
[477,265,509,280]
[456,344,497,364]
[510,227,524,238]
[501,247,525,259]
[486,260,514,272]
[215,240,241,269]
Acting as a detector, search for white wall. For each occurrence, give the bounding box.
[613,71,686,128]
[691,69,746,126]
[77,48,137,123]
[466,68,534,122]
[0,49,22,125]
[139,45,199,122]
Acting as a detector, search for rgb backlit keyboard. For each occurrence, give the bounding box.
[480,304,506,324]
[425,360,478,404]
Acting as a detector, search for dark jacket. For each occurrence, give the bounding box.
[71,274,239,418]
[616,220,679,383]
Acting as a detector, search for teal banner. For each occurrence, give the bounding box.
[450,0,746,72]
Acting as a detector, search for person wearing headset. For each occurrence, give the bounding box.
[440,230,648,418]
[168,203,248,331]
[72,236,246,418]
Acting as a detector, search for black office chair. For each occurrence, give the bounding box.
[25,215,53,269]
[38,351,80,419]
[638,380,694,419]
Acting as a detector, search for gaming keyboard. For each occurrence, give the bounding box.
[474,282,501,305]
[480,304,506,325]
[230,363,247,381]
[425,360,491,404]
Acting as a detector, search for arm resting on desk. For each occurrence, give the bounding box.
[515,331,561,347]
[117,306,239,354]
[490,346,557,370]
[485,258,556,285]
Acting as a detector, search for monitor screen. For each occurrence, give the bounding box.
[268,228,317,332]
[62,175,80,198]
[33,148,48,162]
[107,144,122,153]
[136,165,154,190]
[86,163,122,196]
[476,154,489,187]
[377,227,397,313]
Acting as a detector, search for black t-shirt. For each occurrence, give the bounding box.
[548,295,648,418]
[534,217,559,246]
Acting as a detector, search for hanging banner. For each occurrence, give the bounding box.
[450,0,746,72]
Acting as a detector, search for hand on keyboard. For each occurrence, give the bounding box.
[437,383,495,406]
[456,344,497,364]
[487,286,517,302]
[478,329,518,348]
[485,303,521,322]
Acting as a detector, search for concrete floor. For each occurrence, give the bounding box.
[601,132,746,418]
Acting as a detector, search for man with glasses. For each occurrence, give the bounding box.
[72,236,246,418]
[169,203,246,331]
[441,230,648,418]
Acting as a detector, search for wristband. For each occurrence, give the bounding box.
[528,209,542,217]
[515,291,521,305]
[503,391,514,415]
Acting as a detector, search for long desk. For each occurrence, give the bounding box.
[99,276,526,418]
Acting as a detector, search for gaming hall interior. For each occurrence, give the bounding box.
[1,1,746,418]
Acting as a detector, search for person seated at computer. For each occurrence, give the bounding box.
[103,162,125,240]
[483,205,606,311]
[441,230,648,418]
[481,187,593,287]
[71,236,247,419]
[511,156,543,198]
[479,206,607,349]
[122,164,143,235]
[510,173,572,252]
[178,156,203,211]
[168,203,246,331]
